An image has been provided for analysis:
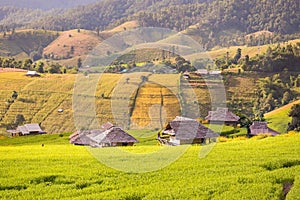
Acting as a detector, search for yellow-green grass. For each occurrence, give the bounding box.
[0,72,35,91]
[0,132,299,199]
[265,100,300,133]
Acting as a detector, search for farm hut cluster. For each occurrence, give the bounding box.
[6,107,278,148]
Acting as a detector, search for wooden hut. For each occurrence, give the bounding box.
[160,116,219,145]
[249,121,279,137]
[205,107,240,127]
[7,124,46,136]
[70,124,139,148]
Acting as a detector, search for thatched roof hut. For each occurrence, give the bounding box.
[7,124,46,136]
[205,108,240,126]
[70,124,139,147]
[161,116,219,145]
[249,121,279,136]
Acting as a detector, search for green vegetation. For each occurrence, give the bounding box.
[241,43,300,72]
[0,131,299,199]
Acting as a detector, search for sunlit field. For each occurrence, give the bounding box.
[0,132,299,199]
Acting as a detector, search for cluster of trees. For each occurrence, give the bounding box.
[0,0,299,49]
[253,73,298,118]
[104,55,195,73]
[0,56,78,74]
[242,43,300,72]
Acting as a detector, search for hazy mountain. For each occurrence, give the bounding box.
[0,0,100,10]
[0,0,299,49]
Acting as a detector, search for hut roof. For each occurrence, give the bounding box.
[205,108,240,122]
[101,122,114,131]
[70,124,138,146]
[70,131,94,145]
[14,124,45,135]
[163,116,218,140]
[91,127,139,144]
[249,121,279,136]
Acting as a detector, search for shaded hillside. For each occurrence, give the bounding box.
[0,29,58,57]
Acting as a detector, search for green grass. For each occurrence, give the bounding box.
[204,124,248,137]
[265,100,300,133]
[0,132,299,199]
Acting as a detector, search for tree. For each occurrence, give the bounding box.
[22,58,33,70]
[282,91,291,105]
[233,48,242,64]
[77,58,82,68]
[140,75,148,82]
[36,61,44,73]
[15,114,25,126]
[288,104,300,131]
[48,63,62,74]
[11,91,18,99]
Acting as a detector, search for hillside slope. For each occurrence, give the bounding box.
[0,71,291,134]
[265,100,300,133]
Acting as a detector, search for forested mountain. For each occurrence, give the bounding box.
[0,0,100,10]
[0,0,299,49]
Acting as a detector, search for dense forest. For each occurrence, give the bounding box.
[0,0,299,49]
[241,43,300,72]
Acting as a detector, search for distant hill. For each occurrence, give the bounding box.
[0,0,299,50]
[0,0,100,10]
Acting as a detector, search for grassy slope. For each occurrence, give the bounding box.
[265,100,300,133]
[43,21,140,66]
[43,29,102,62]
[0,132,299,199]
